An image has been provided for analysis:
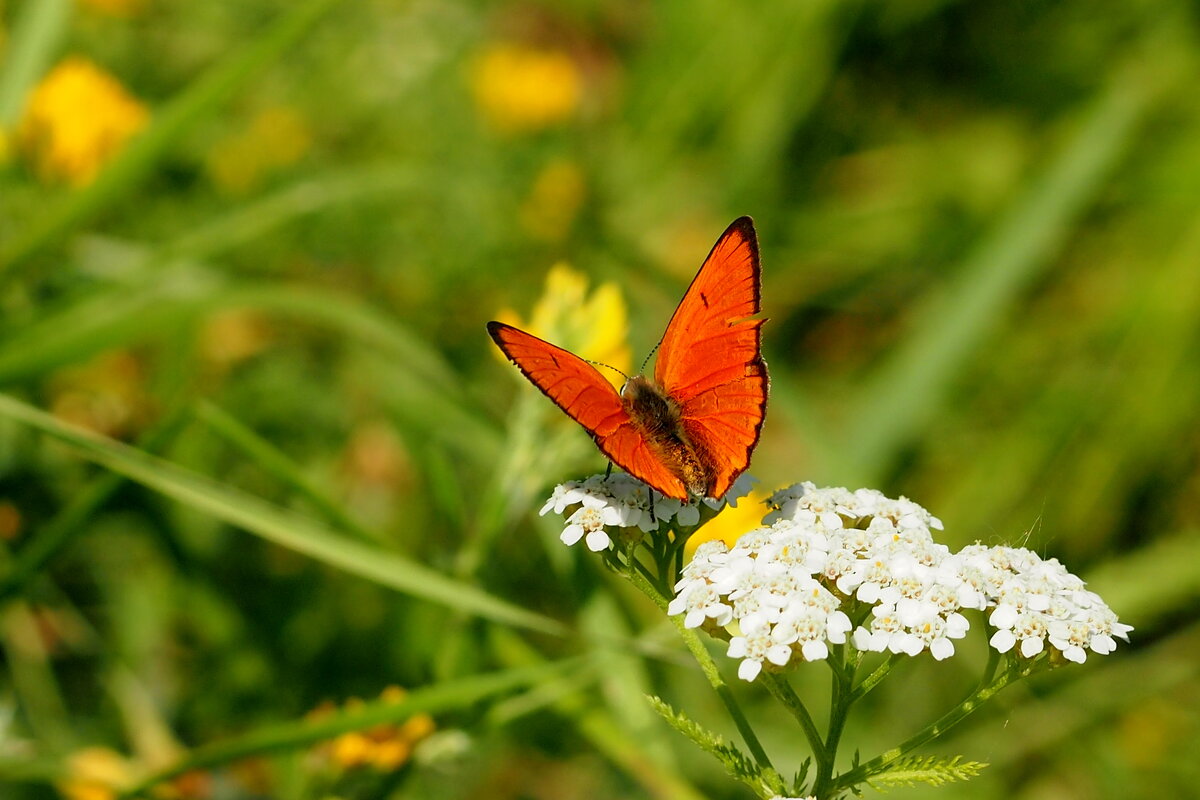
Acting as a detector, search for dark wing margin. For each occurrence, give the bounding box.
[650,217,768,498]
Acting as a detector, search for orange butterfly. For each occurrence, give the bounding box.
[488,217,767,501]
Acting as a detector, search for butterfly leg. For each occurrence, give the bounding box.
[648,488,656,523]
[605,462,613,479]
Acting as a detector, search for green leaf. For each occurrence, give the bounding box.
[646,695,767,795]
[843,62,1164,483]
[0,393,564,636]
[0,0,70,125]
[864,754,987,790]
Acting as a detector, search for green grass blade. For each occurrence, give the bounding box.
[0,406,189,604]
[0,393,565,636]
[0,276,463,400]
[0,0,70,125]
[115,660,576,799]
[194,400,383,544]
[844,66,1161,483]
[152,164,427,267]
[0,0,342,278]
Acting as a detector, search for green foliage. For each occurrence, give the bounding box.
[647,695,777,796]
[864,755,988,791]
[0,0,1197,797]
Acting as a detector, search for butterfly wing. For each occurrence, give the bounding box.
[487,321,690,499]
[653,216,768,499]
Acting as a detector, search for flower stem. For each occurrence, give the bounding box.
[850,653,901,702]
[812,644,856,797]
[625,567,782,791]
[759,672,824,762]
[831,657,1037,793]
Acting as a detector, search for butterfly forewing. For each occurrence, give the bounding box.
[487,322,690,499]
[488,216,767,502]
[653,216,767,498]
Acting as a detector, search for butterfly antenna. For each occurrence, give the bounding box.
[587,360,631,384]
[638,342,660,376]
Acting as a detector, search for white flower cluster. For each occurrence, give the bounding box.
[670,482,1131,681]
[540,472,755,551]
[953,544,1133,664]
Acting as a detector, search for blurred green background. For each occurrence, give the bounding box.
[1,0,1198,798]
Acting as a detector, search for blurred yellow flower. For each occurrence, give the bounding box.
[18,57,148,186]
[56,746,210,800]
[311,686,436,774]
[206,106,312,194]
[49,350,151,439]
[684,491,769,560]
[199,309,273,368]
[56,747,132,800]
[519,159,586,242]
[470,43,581,133]
[496,263,631,388]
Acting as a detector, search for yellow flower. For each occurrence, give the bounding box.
[56,747,208,800]
[314,686,436,774]
[206,106,311,194]
[199,310,273,368]
[470,43,581,133]
[56,748,132,800]
[18,57,148,186]
[495,263,631,389]
[49,350,150,439]
[519,160,587,242]
[684,491,769,560]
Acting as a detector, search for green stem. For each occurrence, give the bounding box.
[832,657,1038,793]
[114,662,573,799]
[625,568,782,790]
[759,672,825,762]
[812,644,856,797]
[977,637,1002,689]
[850,653,902,702]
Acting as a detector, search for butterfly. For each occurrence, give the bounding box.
[487,217,767,502]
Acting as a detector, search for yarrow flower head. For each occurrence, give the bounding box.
[540,472,755,551]
[664,482,1131,680]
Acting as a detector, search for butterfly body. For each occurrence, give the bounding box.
[619,375,713,498]
[488,217,768,502]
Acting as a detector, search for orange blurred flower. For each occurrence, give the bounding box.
[310,686,436,774]
[0,500,22,541]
